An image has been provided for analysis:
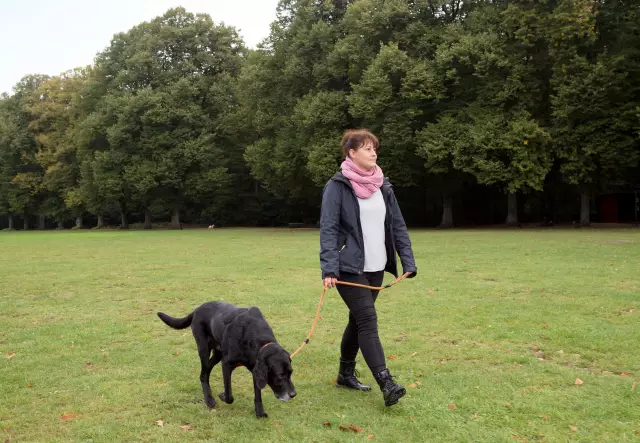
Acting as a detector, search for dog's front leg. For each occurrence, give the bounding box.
[218,363,235,404]
[252,377,268,418]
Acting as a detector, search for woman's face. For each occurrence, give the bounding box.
[349,140,377,171]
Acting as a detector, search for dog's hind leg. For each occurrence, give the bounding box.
[196,342,221,409]
[218,363,236,404]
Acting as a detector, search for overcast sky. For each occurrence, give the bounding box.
[0,0,280,94]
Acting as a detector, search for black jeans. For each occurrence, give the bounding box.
[336,271,386,375]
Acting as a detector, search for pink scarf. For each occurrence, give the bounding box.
[341,157,384,199]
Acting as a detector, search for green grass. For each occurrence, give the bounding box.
[1,228,639,442]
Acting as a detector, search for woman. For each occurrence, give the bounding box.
[319,129,417,407]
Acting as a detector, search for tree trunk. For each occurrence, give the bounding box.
[120,211,129,229]
[439,193,454,229]
[57,219,64,230]
[144,210,152,229]
[97,214,105,228]
[505,192,518,226]
[8,215,14,230]
[23,215,28,230]
[38,215,46,230]
[75,216,82,229]
[580,190,590,227]
[170,207,181,229]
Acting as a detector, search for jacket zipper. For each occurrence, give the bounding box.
[341,181,365,274]
[352,189,365,274]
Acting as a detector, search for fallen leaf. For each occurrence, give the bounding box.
[428,290,434,295]
[620,372,629,377]
[348,424,364,433]
[416,373,423,377]
[322,421,331,428]
[410,416,414,421]
[155,420,164,427]
[410,352,418,357]
[570,426,577,431]
[368,435,376,439]
[416,381,422,385]
[388,355,398,360]
[27,382,33,387]
[471,306,477,309]
[61,413,75,421]
[632,383,636,392]
[543,324,549,329]
[6,353,15,360]
[174,351,180,356]
[180,425,193,431]
[448,404,456,410]
[329,339,336,344]
[339,425,347,432]
[539,414,550,419]
[71,343,75,348]
[408,383,417,388]
[512,436,528,442]
[0,337,7,343]
[505,402,511,408]
[602,371,614,374]
[575,378,584,385]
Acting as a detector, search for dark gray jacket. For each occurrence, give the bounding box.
[320,172,417,279]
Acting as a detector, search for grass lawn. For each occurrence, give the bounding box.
[1,227,639,442]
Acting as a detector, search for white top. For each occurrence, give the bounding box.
[357,189,387,272]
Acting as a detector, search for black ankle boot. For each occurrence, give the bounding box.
[336,359,371,391]
[374,368,406,406]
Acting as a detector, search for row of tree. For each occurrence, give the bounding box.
[1,1,639,230]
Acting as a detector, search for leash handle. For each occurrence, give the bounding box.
[289,272,411,359]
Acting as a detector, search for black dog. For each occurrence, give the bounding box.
[157,301,296,418]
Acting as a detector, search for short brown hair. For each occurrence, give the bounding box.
[340,129,379,160]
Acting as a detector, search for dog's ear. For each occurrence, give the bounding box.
[247,307,264,319]
[253,355,268,390]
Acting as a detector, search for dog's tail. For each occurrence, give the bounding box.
[157,311,194,329]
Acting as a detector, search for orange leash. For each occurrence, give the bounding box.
[289,272,411,359]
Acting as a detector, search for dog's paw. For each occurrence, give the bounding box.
[255,411,269,419]
[204,397,217,409]
[218,392,234,404]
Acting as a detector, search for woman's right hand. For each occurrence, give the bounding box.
[323,277,338,289]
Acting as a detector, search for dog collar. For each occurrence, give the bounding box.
[259,342,274,352]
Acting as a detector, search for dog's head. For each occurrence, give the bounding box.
[254,344,296,401]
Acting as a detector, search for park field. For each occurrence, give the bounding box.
[1,228,638,442]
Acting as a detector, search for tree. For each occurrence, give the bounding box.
[549,0,640,225]
[81,7,246,228]
[25,70,90,228]
[2,75,50,229]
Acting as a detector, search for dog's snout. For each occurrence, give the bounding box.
[289,389,296,399]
